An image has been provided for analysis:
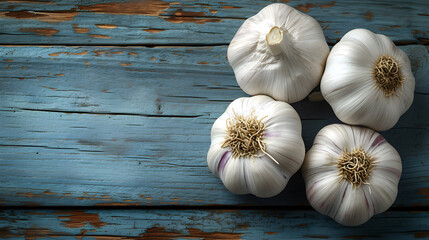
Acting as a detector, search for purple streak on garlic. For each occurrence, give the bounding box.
[207,95,305,198]
[218,151,231,176]
[302,124,402,226]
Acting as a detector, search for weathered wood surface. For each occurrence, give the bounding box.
[1,0,429,236]
[0,45,428,207]
[0,209,428,239]
[0,0,428,45]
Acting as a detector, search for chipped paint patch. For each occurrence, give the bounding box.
[128,52,138,56]
[295,1,335,12]
[71,50,88,56]
[54,210,107,228]
[365,12,373,20]
[42,86,57,90]
[25,226,56,239]
[73,24,90,33]
[49,52,69,57]
[415,231,429,238]
[76,229,87,240]
[120,63,132,66]
[417,188,429,195]
[2,10,78,22]
[24,203,41,207]
[20,28,59,36]
[0,226,15,238]
[165,9,221,24]
[96,24,118,29]
[144,29,165,33]
[93,50,106,56]
[43,190,57,195]
[94,202,139,206]
[140,227,242,239]
[26,212,47,215]
[17,192,42,198]
[222,6,242,9]
[5,0,53,3]
[237,224,248,229]
[79,0,170,16]
[89,34,110,39]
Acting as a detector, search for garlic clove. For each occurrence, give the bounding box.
[207,141,229,178]
[306,171,345,215]
[221,156,249,195]
[228,3,329,103]
[243,155,287,198]
[334,187,373,226]
[321,29,415,131]
[367,173,399,214]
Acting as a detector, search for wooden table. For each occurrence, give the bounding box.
[0,0,428,239]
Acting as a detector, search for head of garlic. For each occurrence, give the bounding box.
[207,95,305,198]
[227,3,329,103]
[321,28,415,131]
[302,124,402,226]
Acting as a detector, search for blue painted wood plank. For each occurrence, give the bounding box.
[0,45,428,206]
[0,209,428,239]
[0,0,428,45]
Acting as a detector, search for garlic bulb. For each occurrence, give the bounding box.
[321,28,415,131]
[302,124,402,226]
[227,3,329,103]
[207,95,305,198]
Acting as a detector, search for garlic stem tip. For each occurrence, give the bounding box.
[266,26,283,45]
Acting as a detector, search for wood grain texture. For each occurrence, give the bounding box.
[0,0,428,45]
[0,45,428,206]
[0,209,428,239]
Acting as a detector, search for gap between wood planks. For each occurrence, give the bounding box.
[18,108,202,118]
[0,205,428,212]
[0,42,428,47]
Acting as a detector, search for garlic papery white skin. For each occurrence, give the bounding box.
[320,28,415,131]
[302,124,402,226]
[207,95,305,198]
[227,3,329,103]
